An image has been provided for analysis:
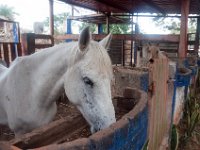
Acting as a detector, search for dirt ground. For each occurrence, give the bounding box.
[0,96,135,143]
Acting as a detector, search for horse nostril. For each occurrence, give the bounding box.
[149,58,154,63]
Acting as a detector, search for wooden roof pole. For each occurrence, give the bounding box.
[106,15,110,34]
[49,0,54,36]
[178,0,190,59]
[194,17,200,54]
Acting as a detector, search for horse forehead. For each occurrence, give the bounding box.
[83,42,113,78]
[84,62,112,78]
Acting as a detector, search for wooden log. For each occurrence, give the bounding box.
[178,0,190,58]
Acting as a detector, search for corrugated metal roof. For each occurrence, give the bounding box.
[59,0,200,14]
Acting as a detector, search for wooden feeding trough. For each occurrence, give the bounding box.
[0,67,148,150]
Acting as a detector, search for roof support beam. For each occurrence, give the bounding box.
[194,17,200,54]
[178,0,190,59]
[142,0,166,14]
[49,0,54,36]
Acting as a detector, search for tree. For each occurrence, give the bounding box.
[103,24,130,34]
[79,23,130,34]
[43,12,69,35]
[79,22,96,33]
[0,5,18,21]
[152,16,197,34]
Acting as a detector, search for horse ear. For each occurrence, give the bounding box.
[79,26,91,52]
[99,33,112,50]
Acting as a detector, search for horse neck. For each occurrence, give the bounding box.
[23,43,77,100]
[29,42,76,73]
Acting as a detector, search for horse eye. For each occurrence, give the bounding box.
[83,77,94,87]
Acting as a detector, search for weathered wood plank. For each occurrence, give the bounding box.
[10,115,87,149]
[2,43,10,66]
[55,34,180,43]
[148,57,171,150]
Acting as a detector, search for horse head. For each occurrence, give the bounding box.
[64,27,116,133]
[142,43,160,63]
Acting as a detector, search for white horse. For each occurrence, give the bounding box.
[0,27,116,136]
[137,44,161,67]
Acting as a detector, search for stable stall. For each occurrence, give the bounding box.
[0,0,200,150]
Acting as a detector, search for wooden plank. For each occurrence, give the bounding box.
[35,44,53,49]
[27,33,36,55]
[34,34,53,40]
[54,34,180,43]
[194,17,200,52]
[178,0,190,58]
[10,43,16,61]
[10,115,87,149]
[0,44,2,59]
[17,43,22,56]
[148,57,170,150]
[2,43,10,66]
[122,40,125,66]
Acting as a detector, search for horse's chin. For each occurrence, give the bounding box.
[90,125,103,134]
[90,126,97,134]
[90,119,116,134]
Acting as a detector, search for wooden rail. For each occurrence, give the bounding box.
[21,33,54,55]
[0,43,22,66]
[55,34,180,43]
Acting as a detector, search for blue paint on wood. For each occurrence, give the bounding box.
[66,19,72,42]
[184,59,198,77]
[140,73,149,92]
[197,59,200,67]
[98,24,103,34]
[107,105,148,150]
[13,23,19,43]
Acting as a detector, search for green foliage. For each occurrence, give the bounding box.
[79,23,130,34]
[0,4,18,21]
[79,22,96,33]
[142,140,149,150]
[104,24,130,34]
[171,125,179,150]
[152,17,197,34]
[43,13,69,35]
[185,93,200,138]
[177,86,200,149]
